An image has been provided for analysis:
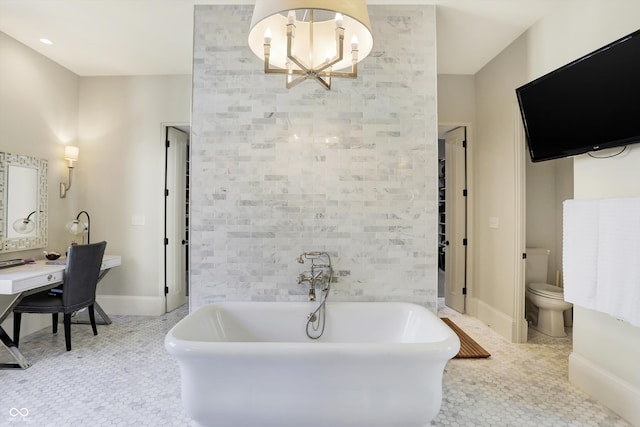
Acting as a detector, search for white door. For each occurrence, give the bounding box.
[444,127,467,313]
[165,126,188,312]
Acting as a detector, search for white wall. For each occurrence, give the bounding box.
[472,35,529,337]
[525,1,640,423]
[473,0,640,423]
[1,32,192,343]
[78,75,191,314]
[437,74,475,126]
[0,32,80,336]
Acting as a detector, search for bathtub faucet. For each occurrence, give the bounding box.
[297,252,332,301]
[298,270,324,301]
[296,251,333,339]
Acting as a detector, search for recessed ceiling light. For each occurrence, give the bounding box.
[39,38,53,45]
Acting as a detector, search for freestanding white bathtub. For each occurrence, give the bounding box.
[165,302,460,427]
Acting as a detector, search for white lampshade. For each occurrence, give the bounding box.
[65,219,87,235]
[248,0,373,71]
[12,217,35,234]
[64,146,79,164]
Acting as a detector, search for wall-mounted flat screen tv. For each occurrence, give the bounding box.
[516,28,640,162]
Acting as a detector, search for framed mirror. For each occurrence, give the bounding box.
[0,152,48,252]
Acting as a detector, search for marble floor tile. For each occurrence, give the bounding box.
[0,303,631,426]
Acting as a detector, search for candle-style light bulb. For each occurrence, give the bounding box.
[288,10,296,25]
[335,13,344,28]
[264,28,272,44]
[351,35,358,50]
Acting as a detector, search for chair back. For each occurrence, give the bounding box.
[62,241,107,313]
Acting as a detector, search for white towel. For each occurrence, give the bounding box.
[595,198,640,327]
[563,199,599,309]
[563,197,640,327]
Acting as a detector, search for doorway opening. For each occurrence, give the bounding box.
[164,125,190,313]
[438,125,468,314]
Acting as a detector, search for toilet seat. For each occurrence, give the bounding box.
[527,283,565,300]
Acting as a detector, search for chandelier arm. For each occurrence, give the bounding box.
[265,64,299,75]
[314,31,345,75]
[328,68,357,78]
[310,74,331,90]
[264,42,306,75]
[286,74,311,89]
[330,50,359,78]
[286,29,313,74]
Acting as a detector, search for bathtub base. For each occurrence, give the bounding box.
[178,356,447,427]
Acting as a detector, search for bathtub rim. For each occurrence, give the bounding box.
[165,301,461,359]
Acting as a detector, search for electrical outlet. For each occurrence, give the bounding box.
[489,217,499,229]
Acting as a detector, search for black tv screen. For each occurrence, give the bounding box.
[516,28,640,162]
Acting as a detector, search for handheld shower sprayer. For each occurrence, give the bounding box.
[296,251,333,339]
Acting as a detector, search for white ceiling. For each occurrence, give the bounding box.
[0,0,563,76]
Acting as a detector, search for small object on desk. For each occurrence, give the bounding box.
[45,258,67,265]
[44,251,61,260]
[23,258,36,264]
[0,259,25,269]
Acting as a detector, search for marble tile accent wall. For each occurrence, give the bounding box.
[190,5,438,310]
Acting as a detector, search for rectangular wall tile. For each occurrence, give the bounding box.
[191,5,438,310]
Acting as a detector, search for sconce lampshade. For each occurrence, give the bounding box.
[64,146,79,166]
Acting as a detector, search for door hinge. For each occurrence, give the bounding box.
[463,238,468,246]
[164,238,169,245]
[462,140,467,148]
[165,189,169,197]
[164,286,169,295]
[165,140,170,148]
[463,189,467,197]
[462,287,467,295]
[522,253,527,259]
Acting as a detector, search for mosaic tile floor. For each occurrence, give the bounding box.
[0,303,631,426]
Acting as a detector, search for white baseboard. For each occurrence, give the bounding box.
[96,295,165,316]
[569,352,640,426]
[467,296,515,341]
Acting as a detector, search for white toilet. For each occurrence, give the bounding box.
[525,248,573,337]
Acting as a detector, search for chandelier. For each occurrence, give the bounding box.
[248,0,373,90]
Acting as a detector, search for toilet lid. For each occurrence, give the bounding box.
[527,282,564,300]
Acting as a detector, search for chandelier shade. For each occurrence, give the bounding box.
[248,0,373,90]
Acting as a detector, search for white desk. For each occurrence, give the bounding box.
[0,255,121,369]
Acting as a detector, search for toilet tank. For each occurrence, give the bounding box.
[525,247,550,284]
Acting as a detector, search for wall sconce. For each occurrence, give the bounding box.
[65,210,90,244]
[60,145,79,198]
[12,211,36,234]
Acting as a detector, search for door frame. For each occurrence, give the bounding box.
[162,123,190,312]
[512,106,528,343]
[438,123,474,312]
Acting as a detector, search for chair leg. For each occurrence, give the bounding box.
[13,312,22,347]
[63,313,72,351]
[88,304,98,336]
[52,313,59,334]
